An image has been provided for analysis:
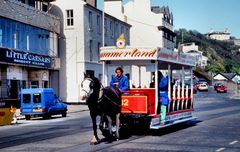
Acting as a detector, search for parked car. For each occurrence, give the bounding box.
[215,84,227,93]
[198,83,208,91]
[198,78,207,84]
[214,82,223,90]
[195,78,207,88]
[20,88,68,120]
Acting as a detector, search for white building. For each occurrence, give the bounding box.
[105,0,175,49]
[104,0,176,88]
[207,29,230,41]
[178,43,208,68]
[51,0,131,103]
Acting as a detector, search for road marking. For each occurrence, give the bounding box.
[229,140,238,145]
[216,147,225,152]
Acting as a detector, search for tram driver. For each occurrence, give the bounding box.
[110,67,129,91]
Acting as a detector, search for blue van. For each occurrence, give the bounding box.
[20,88,68,120]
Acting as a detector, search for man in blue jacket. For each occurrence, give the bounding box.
[158,71,170,126]
[110,67,129,91]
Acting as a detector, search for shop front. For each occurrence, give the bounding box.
[0,47,57,104]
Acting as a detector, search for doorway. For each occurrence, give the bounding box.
[10,80,19,99]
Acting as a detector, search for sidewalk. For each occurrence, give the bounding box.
[15,104,89,120]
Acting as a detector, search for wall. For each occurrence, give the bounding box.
[0,0,60,34]
[51,0,131,103]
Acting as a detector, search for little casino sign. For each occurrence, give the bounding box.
[0,47,52,68]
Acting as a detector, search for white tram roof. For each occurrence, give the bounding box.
[100,46,196,69]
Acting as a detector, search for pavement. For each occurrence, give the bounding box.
[15,104,89,120]
[230,92,240,99]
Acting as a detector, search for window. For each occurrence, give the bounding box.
[121,25,124,34]
[30,81,39,88]
[97,42,101,61]
[14,24,19,49]
[88,11,92,29]
[115,23,119,37]
[89,40,93,61]
[66,10,74,26]
[0,29,2,47]
[110,21,113,37]
[97,15,101,33]
[23,94,31,104]
[104,18,107,35]
[26,35,29,50]
[126,28,129,40]
[33,93,41,103]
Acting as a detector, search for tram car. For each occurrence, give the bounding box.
[100,46,197,129]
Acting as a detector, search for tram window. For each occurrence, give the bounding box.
[23,94,31,104]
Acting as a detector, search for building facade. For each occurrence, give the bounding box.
[104,0,176,88]
[105,0,175,49]
[0,0,60,100]
[207,29,230,41]
[178,43,208,68]
[51,0,131,103]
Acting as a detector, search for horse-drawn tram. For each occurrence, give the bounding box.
[100,46,197,129]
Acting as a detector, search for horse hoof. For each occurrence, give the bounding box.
[90,136,100,145]
[90,140,99,145]
[90,142,97,145]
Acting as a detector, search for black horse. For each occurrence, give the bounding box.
[79,74,122,145]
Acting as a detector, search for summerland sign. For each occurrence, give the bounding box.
[0,47,52,68]
[100,47,196,66]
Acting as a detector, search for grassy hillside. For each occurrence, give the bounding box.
[175,29,240,73]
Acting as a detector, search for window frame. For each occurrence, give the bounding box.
[66,9,74,27]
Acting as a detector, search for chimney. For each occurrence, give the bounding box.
[84,0,97,7]
[104,0,124,21]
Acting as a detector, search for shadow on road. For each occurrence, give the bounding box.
[119,120,201,139]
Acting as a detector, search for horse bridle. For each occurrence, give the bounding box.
[81,78,122,107]
[81,78,95,98]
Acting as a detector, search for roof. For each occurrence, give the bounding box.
[21,88,54,94]
[213,73,239,80]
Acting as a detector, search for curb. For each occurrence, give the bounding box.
[16,107,89,121]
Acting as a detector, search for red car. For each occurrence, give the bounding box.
[215,84,227,93]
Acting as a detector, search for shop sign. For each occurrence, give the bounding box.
[0,48,52,68]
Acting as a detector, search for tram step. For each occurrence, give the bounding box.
[150,116,197,129]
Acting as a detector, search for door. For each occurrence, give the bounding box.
[10,80,19,99]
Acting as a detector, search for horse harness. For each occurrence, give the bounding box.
[81,77,121,107]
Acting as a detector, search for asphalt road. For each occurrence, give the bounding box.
[0,87,239,152]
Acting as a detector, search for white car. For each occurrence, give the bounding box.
[198,83,208,91]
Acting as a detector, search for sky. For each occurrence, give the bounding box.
[97,0,240,38]
[152,0,240,38]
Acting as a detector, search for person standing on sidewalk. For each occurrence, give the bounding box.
[158,71,170,126]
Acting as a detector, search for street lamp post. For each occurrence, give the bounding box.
[102,0,106,86]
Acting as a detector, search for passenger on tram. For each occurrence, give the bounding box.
[158,71,170,126]
[110,67,129,91]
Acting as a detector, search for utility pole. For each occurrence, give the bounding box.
[102,0,105,47]
[102,0,106,86]
[181,30,183,44]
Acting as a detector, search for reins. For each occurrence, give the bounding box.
[82,77,122,107]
